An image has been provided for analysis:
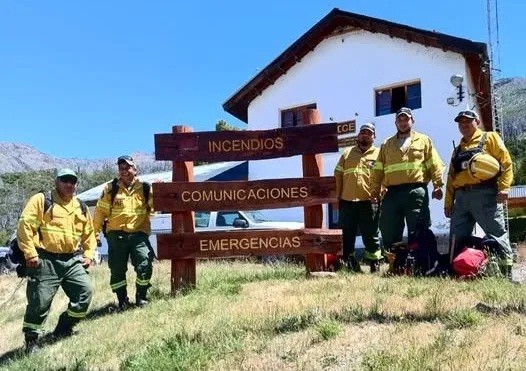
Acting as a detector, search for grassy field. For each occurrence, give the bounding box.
[0,260,525,370]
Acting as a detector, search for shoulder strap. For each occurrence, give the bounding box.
[37,191,54,238]
[42,191,54,214]
[478,133,488,151]
[78,199,88,215]
[106,178,119,217]
[142,181,151,205]
[110,178,119,205]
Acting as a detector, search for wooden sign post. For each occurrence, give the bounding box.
[302,109,325,271]
[170,125,196,292]
[154,110,346,294]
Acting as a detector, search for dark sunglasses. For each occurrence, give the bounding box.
[58,176,77,185]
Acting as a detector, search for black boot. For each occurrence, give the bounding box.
[135,287,149,308]
[500,265,513,281]
[52,313,76,339]
[348,256,363,273]
[24,333,39,354]
[369,260,380,273]
[116,289,130,311]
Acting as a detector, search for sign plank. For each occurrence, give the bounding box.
[338,136,357,148]
[155,124,338,162]
[157,229,342,259]
[153,176,337,212]
[336,120,356,135]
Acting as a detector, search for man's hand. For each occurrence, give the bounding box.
[26,256,40,268]
[82,257,92,269]
[432,188,443,200]
[444,207,452,218]
[496,191,508,203]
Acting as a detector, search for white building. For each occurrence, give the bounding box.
[222,8,493,246]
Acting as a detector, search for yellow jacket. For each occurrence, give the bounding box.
[93,178,153,236]
[371,131,445,195]
[334,145,380,201]
[17,191,96,260]
[444,128,513,209]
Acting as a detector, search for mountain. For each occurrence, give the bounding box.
[496,77,526,139]
[1,77,524,174]
[0,143,169,174]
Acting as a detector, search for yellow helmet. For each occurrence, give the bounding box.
[468,153,501,181]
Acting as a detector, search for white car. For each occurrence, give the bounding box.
[96,210,308,258]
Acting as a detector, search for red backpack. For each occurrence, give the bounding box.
[452,247,488,278]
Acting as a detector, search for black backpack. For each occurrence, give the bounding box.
[8,191,87,277]
[409,223,440,276]
[102,178,151,236]
[391,222,440,276]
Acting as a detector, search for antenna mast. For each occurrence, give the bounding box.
[487,0,510,233]
[486,0,504,137]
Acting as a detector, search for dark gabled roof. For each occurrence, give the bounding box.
[223,8,493,130]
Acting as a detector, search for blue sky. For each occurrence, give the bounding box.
[1,0,524,159]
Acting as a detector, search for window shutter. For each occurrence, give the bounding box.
[376,89,391,116]
[406,82,422,109]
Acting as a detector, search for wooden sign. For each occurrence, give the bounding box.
[153,176,337,212]
[338,136,357,148]
[155,124,338,162]
[336,120,356,135]
[157,228,342,259]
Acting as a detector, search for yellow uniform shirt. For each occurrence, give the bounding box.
[334,145,380,201]
[17,191,96,260]
[444,128,513,209]
[93,179,153,236]
[371,131,445,195]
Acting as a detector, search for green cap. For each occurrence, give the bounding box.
[359,123,375,134]
[56,168,78,179]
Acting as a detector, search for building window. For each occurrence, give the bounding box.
[280,103,317,128]
[375,81,421,116]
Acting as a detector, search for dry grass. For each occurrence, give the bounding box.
[0,260,525,370]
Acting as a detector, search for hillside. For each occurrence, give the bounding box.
[497,77,526,139]
[0,143,170,174]
[1,77,524,174]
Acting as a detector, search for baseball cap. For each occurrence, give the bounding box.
[359,123,375,134]
[56,168,78,180]
[396,107,413,118]
[454,110,479,122]
[117,155,136,166]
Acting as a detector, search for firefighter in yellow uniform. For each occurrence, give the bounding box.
[17,168,96,352]
[371,107,445,254]
[444,110,514,278]
[334,123,382,272]
[93,155,154,309]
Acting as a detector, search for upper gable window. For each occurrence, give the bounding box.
[280,103,317,128]
[375,81,421,117]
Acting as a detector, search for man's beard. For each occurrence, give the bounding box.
[397,128,411,135]
[358,139,370,147]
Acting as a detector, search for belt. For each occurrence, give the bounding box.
[36,248,79,260]
[107,230,146,236]
[457,180,497,191]
[387,182,426,191]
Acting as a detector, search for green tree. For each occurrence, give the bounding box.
[215,120,242,131]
